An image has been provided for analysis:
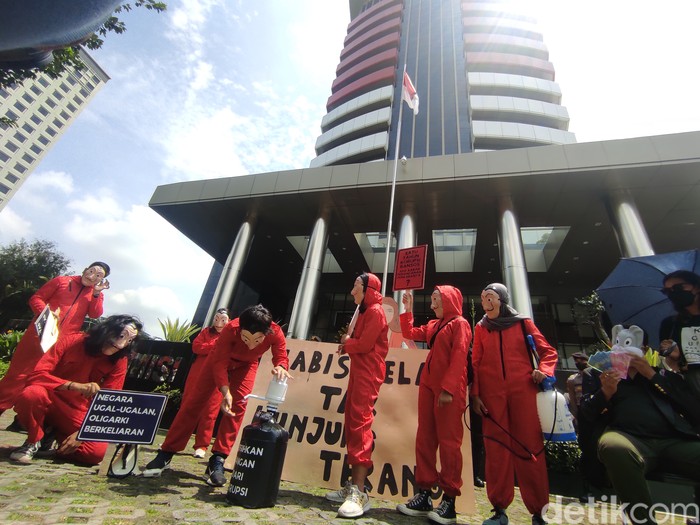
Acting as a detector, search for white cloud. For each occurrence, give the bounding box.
[106,285,197,338]
[12,170,75,211]
[0,207,33,244]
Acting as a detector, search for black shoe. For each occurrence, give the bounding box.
[427,495,456,525]
[474,476,485,488]
[36,429,56,457]
[142,450,174,477]
[205,454,226,486]
[532,514,547,525]
[482,508,509,525]
[396,489,432,516]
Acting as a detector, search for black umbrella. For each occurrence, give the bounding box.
[596,250,700,348]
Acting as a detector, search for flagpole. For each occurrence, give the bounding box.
[381,65,406,297]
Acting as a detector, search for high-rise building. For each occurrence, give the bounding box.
[311,0,575,168]
[150,1,698,356]
[0,49,109,212]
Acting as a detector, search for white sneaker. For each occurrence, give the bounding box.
[10,440,41,464]
[193,448,206,458]
[338,485,370,518]
[325,480,352,502]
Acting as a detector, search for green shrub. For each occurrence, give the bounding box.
[545,441,581,473]
[0,330,24,362]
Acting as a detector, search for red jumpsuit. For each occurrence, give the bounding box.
[184,327,223,451]
[400,285,472,497]
[471,318,557,515]
[160,319,288,457]
[0,275,104,411]
[13,332,127,465]
[343,273,388,468]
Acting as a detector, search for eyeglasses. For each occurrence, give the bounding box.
[661,283,691,296]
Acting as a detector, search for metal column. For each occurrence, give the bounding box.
[498,195,533,318]
[203,220,255,327]
[606,190,655,257]
[287,216,329,339]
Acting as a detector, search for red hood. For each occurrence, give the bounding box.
[364,273,383,307]
[435,285,463,318]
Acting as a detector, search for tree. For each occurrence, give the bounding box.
[0,239,71,329]
[0,1,166,127]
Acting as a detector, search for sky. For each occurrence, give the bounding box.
[1,0,700,336]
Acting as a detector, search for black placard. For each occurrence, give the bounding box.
[77,389,168,445]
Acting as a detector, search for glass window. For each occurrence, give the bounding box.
[22,153,33,163]
[5,109,18,120]
[67,76,77,86]
[30,85,42,95]
[22,93,33,104]
[66,103,76,112]
[38,106,49,116]
[30,144,42,155]
[13,100,26,111]
[53,118,63,129]
[46,98,56,108]
[38,135,49,145]
[5,141,18,152]
[79,88,89,98]
[38,77,49,87]
[30,114,41,125]
[0,151,9,162]
[59,110,69,120]
[14,163,27,173]
[0,183,10,194]
[46,127,57,137]
[5,173,19,183]
[0,88,9,99]
[60,82,69,93]
[13,131,26,143]
[73,95,82,104]
[54,91,63,100]
[22,122,33,133]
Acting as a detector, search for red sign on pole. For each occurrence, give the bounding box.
[393,244,428,291]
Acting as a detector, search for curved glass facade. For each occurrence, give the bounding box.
[310,0,575,167]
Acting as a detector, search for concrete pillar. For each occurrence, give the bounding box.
[287,216,329,339]
[606,190,655,257]
[394,208,417,314]
[498,195,533,318]
[203,219,255,327]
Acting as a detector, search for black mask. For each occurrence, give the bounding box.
[575,362,588,371]
[667,289,697,309]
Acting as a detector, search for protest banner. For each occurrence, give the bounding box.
[226,339,474,512]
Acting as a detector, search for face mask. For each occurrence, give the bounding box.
[575,362,588,371]
[667,289,696,309]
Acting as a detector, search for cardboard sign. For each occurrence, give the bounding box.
[78,389,167,445]
[393,244,428,291]
[227,340,474,512]
[34,304,59,352]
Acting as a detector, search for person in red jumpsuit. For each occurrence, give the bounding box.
[396,285,472,525]
[325,272,388,518]
[8,314,141,465]
[470,283,557,525]
[186,307,229,458]
[0,262,111,417]
[142,304,291,487]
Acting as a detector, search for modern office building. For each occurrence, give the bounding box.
[0,49,109,212]
[149,1,699,362]
[311,0,575,168]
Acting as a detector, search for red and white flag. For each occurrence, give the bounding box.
[401,71,419,115]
